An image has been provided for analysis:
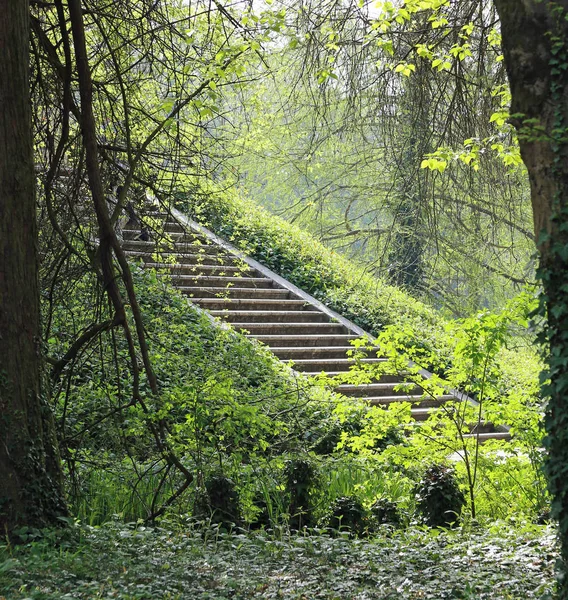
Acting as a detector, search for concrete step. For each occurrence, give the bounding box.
[234,322,349,335]
[143,211,172,220]
[462,431,512,442]
[142,255,241,268]
[180,287,292,300]
[211,310,327,324]
[311,371,405,383]
[123,229,199,243]
[193,298,309,311]
[124,257,251,275]
[158,264,254,276]
[170,275,275,288]
[468,421,502,435]
[411,407,434,421]
[335,382,422,397]
[366,395,449,408]
[290,357,387,373]
[252,334,360,348]
[367,394,455,406]
[123,239,221,253]
[162,221,186,233]
[124,245,221,258]
[271,346,359,359]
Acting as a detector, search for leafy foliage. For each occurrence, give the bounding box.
[49,265,340,523]
[284,458,318,530]
[415,465,466,528]
[325,495,369,537]
[194,475,242,529]
[0,521,557,599]
[370,498,403,528]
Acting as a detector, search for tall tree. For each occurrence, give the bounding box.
[0,0,66,531]
[493,1,568,595]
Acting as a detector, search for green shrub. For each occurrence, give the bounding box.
[370,497,403,528]
[194,475,242,528]
[325,495,369,537]
[415,464,466,528]
[284,458,318,529]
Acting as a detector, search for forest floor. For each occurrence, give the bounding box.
[0,520,558,599]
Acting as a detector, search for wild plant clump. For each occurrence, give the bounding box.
[415,464,465,528]
[325,495,368,537]
[194,474,242,528]
[285,458,318,529]
[370,497,403,528]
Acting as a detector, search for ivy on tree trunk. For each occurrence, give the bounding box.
[494,1,568,595]
[0,0,66,531]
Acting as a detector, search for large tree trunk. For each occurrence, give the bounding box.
[494,0,568,595]
[0,0,66,532]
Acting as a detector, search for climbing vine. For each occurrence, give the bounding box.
[533,6,568,594]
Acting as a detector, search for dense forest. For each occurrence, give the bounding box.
[2,0,568,598]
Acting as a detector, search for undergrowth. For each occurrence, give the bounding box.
[0,520,557,599]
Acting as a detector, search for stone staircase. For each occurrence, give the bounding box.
[121,208,510,443]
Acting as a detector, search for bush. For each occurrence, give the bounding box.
[285,458,318,529]
[194,475,242,528]
[415,464,466,528]
[370,497,403,528]
[325,495,368,536]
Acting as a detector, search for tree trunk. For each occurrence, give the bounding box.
[0,0,66,532]
[494,1,568,595]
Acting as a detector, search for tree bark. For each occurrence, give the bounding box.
[494,1,568,595]
[0,0,66,531]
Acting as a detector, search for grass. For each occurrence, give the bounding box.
[173,183,541,386]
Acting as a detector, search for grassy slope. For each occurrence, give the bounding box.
[174,184,541,385]
[176,188,449,362]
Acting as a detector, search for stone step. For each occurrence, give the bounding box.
[180,287,292,300]
[122,239,175,251]
[171,275,275,288]
[162,221,186,233]
[125,258,250,275]
[163,264,255,276]
[290,357,387,373]
[143,211,172,220]
[252,334,360,348]
[468,421,502,435]
[234,322,349,335]
[142,257,236,269]
[123,239,219,253]
[365,395,449,408]
[211,310,327,324]
[311,371,404,383]
[462,431,511,442]
[271,346,360,359]
[335,382,422,397]
[124,244,221,258]
[367,394,455,406]
[197,299,312,311]
[123,229,197,243]
[411,407,434,421]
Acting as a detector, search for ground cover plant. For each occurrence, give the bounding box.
[0,520,557,599]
